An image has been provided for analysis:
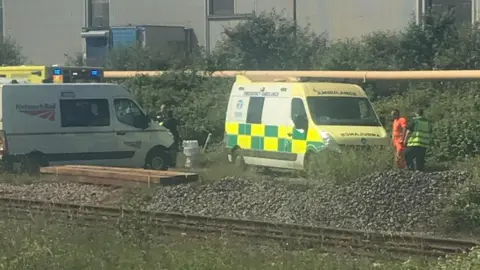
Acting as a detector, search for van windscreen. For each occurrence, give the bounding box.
[306,96,381,126]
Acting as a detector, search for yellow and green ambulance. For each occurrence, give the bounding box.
[224,75,389,171]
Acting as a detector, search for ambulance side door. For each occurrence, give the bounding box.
[261,94,295,169]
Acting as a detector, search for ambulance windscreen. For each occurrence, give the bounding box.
[306,97,381,126]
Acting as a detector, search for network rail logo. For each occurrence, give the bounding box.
[16,103,56,121]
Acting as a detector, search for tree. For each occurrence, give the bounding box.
[0,37,25,65]
[398,10,460,70]
[211,11,327,70]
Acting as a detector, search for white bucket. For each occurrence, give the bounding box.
[183,140,200,168]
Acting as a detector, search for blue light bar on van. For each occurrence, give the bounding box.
[90,70,99,76]
[53,68,62,75]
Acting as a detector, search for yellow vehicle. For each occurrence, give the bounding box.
[224,75,389,171]
[0,65,104,83]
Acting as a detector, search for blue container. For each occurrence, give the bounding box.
[111,27,138,47]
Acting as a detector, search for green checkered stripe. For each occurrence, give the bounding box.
[225,123,324,153]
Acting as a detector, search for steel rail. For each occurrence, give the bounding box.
[0,196,476,258]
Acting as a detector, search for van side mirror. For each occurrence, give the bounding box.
[133,115,150,129]
[293,114,308,130]
[379,116,386,126]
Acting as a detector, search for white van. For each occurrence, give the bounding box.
[0,82,175,172]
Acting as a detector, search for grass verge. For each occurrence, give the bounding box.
[2,217,480,269]
[0,218,451,270]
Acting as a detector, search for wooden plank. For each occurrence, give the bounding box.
[48,175,158,187]
[40,166,161,182]
[57,165,199,182]
[61,165,197,176]
[41,167,164,183]
[41,165,198,186]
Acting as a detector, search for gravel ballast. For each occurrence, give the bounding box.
[0,182,118,204]
[146,170,470,232]
[0,170,469,233]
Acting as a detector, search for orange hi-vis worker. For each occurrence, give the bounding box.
[391,109,407,169]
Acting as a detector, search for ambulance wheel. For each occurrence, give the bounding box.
[232,148,246,171]
[146,149,170,170]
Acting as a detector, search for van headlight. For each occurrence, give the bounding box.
[320,131,341,152]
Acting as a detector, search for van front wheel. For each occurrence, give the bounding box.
[146,150,170,170]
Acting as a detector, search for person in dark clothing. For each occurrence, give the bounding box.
[155,104,169,123]
[403,109,433,171]
[161,110,180,148]
[156,108,180,167]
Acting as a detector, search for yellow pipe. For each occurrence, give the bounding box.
[104,70,480,80]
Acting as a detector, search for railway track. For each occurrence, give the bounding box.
[0,196,476,258]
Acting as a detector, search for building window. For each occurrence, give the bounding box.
[88,0,110,28]
[60,99,110,127]
[209,0,234,16]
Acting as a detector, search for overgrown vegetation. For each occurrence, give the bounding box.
[3,218,480,270]
[306,147,394,184]
[122,73,232,144]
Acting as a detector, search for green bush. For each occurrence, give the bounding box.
[211,10,327,70]
[442,182,480,233]
[123,71,233,144]
[0,37,25,65]
[435,247,480,269]
[438,158,480,234]
[374,82,480,162]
